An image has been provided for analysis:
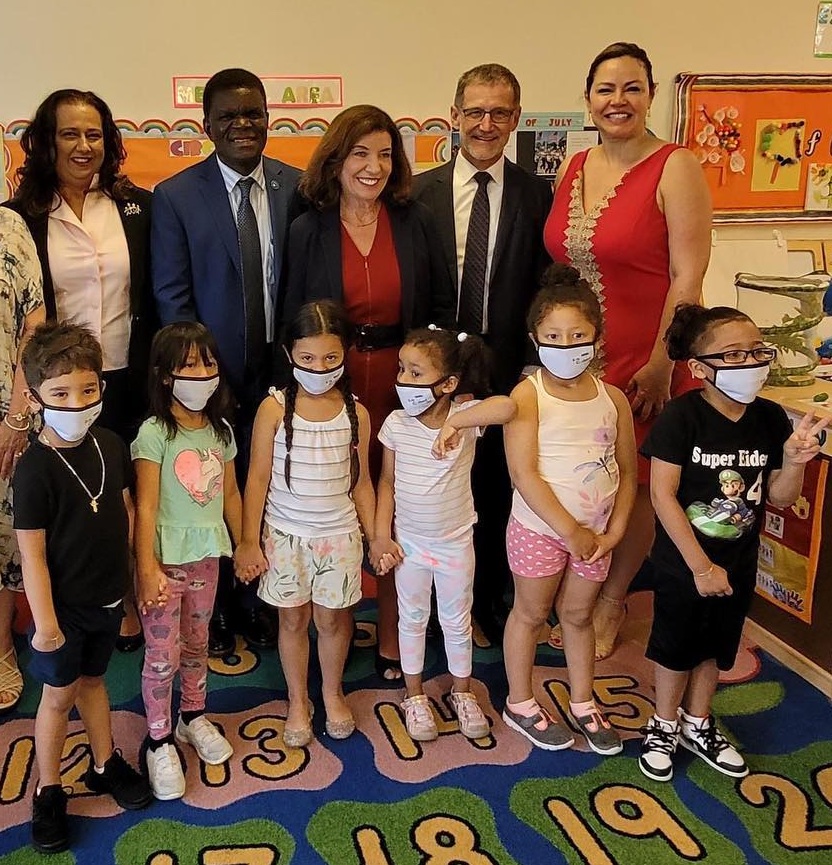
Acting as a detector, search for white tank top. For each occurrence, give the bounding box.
[264,388,359,538]
[511,371,620,538]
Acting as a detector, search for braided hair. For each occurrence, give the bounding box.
[405,325,492,398]
[282,301,359,492]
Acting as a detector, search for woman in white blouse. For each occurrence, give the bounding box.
[6,89,157,651]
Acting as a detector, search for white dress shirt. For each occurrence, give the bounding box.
[47,190,131,371]
[452,153,505,333]
[216,157,276,342]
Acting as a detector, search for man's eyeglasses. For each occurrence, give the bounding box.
[696,347,777,365]
[459,107,516,124]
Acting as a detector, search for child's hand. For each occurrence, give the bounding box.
[138,566,168,614]
[585,531,618,564]
[370,538,404,574]
[432,423,461,459]
[564,525,599,561]
[693,563,733,598]
[234,542,268,583]
[31,628,65,653]
[783,411,830,464]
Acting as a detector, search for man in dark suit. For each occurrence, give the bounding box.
[152,68,302,655]
[413,63,552,643]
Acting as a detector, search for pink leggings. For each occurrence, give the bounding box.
[141,558,219,740]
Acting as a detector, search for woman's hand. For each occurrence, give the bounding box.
[627,359,673,422]
[584,530,621,565]
[0,420,28,480]
[234,541,268,583]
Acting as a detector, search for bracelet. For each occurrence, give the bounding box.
[695,564,714,579]
[3,413,30,432]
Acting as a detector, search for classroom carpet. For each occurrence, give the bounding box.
[1,590,831,865]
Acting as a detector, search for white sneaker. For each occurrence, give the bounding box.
[639,716,679,782]
[175,715,233,765]
[402,695,438,742]
[449,691,490,739]
[146,743,185,801]
[678,713,748,778]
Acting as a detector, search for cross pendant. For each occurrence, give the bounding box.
[90,499,98,513]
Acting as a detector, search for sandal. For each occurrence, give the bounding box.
[594,594,627,661]
[374,650,403,686]
[547,624,564,650]
[0,647,24,714]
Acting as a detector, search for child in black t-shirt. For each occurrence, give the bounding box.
[639,304,828,784]
[13,322,151,853]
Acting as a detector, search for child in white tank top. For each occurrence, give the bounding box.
[234,301,375,748]
[503,264,637,756]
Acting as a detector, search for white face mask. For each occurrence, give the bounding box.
[172,374,220,411]
[536,341,595,380]
[707,362,770,404]
[41,400,103,442]
[395,377,448,417]
[293,364,344,395]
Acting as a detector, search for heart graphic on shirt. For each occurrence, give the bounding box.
[173,448,224,507]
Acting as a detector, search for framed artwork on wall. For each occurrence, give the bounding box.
[673,73,832,223]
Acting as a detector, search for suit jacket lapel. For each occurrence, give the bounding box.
[320,208,344,300]
[116,198,144,315]
[434,162,458,291]
[264,159,288,285]
[491,162,521,284]
[199,154,241,276]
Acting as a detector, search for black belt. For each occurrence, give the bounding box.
[354,323,403,352]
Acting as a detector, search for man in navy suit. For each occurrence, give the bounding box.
[413,64,552,644]
[152,68,302,655]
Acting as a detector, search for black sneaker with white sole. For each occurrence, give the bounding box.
[639,716,679,782]
[678,714,748,778]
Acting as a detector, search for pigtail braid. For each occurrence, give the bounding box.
[283,380,299,491]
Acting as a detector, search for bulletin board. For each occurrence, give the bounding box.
[1,117,451,197]
[673,73,832,224]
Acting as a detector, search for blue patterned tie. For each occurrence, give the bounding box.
[237,177,267,372]
[458,171,491,333]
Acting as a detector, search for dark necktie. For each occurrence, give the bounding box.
[237,177,267,372]
[458,171,491,334]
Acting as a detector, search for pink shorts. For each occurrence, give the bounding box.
[506,517,611,582]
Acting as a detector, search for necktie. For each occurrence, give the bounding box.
[458,171,491,334]
[237,177,267,372]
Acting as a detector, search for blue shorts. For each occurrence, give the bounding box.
[28,602,124,688]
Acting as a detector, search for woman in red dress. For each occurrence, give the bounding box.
[284,105,455,681]
[544,43,711,657]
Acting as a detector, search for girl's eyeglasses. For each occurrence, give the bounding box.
[696,347,777,365]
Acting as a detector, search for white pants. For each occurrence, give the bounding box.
[394,528,475,679]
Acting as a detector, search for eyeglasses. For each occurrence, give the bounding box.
[458,107,516,124]
[696,347,777,365]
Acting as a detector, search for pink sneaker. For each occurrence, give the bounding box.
[402,695,438,741]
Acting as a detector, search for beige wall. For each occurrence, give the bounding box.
[2,0,829,135]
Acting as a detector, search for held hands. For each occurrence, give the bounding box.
[783,411,830,465]
[432,422,461,459]
[138,565,169,614]
[585,530,620,565]
[234,541,268,583]
[693,562,732,598]
[627,359,673,422]
[564,524,600,562]
[369,537,405,576]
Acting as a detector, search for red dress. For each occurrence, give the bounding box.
[544,143,698,483]
[341,204,402,481]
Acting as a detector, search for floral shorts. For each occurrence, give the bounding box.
[257,524,363,610]
[506,517,611,582]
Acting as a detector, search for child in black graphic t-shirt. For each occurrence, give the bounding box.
[13,323,151,853]
[638,304,829,784]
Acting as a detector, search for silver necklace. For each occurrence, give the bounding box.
[46,432,105,513]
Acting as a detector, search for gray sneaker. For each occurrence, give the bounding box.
[572,708,623,755]
[502,704,575,750]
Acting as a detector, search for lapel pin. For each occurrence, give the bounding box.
[270,179,280,190]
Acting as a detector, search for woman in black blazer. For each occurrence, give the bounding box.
[283,105,455,682]
[5,89,157,651]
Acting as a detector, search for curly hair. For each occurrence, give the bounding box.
[526,263,603,338]
[298,105,412,210]
[14,89,133,218]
